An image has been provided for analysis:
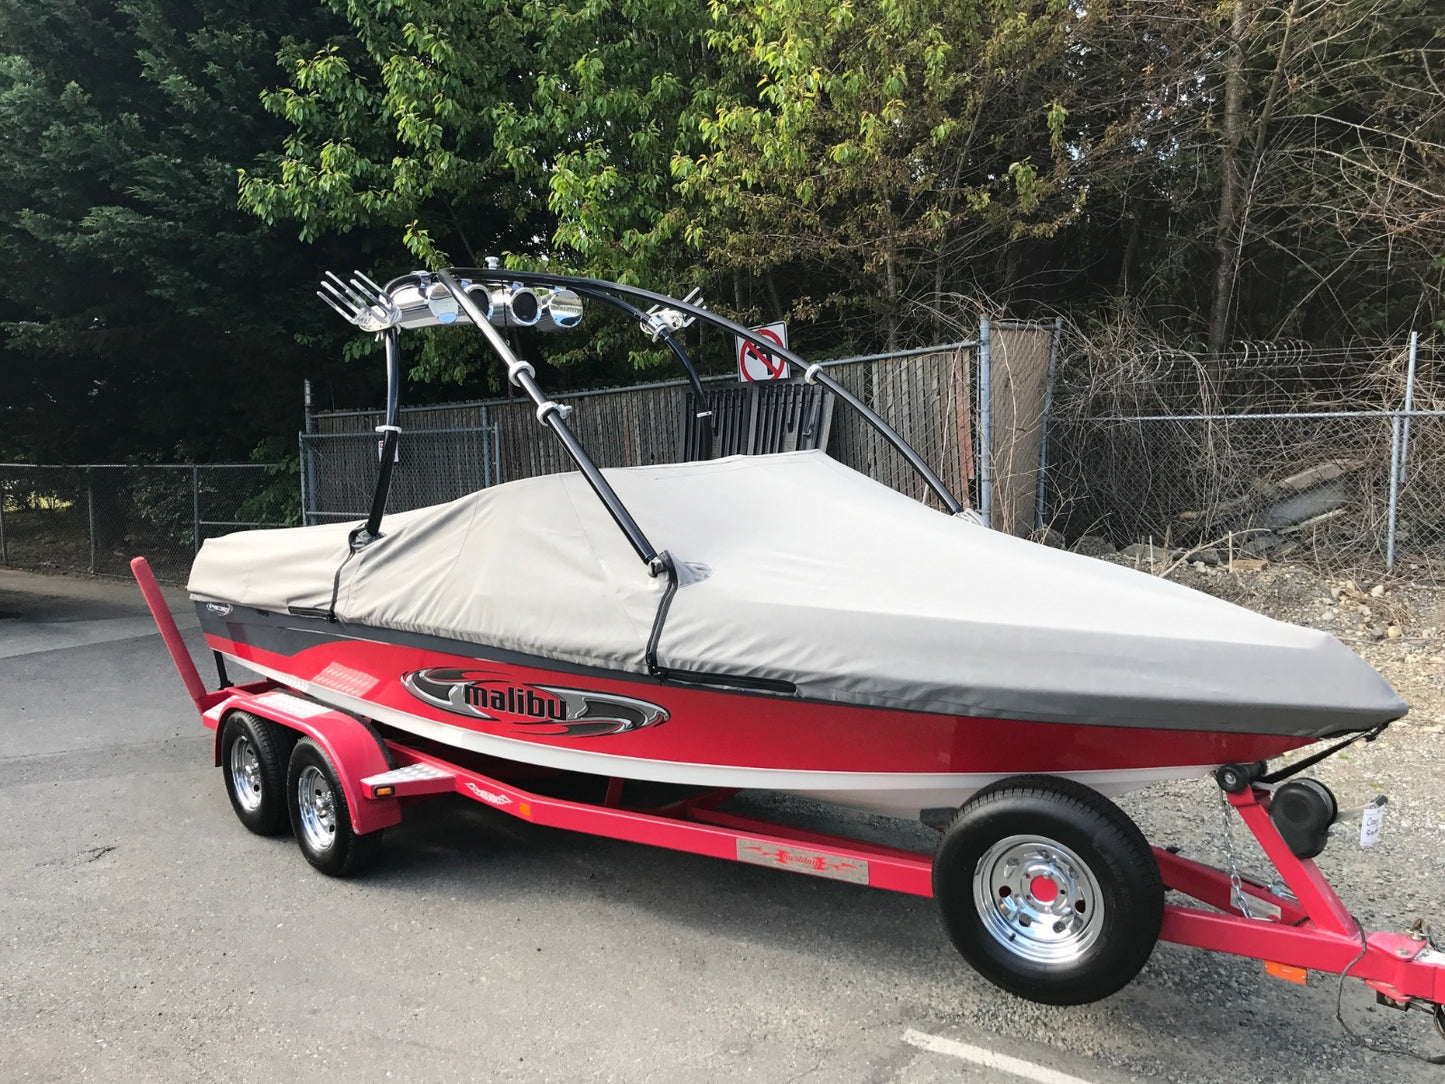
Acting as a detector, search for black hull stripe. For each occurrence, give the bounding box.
[197,603,803,704]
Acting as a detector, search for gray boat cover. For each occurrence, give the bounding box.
[189,450,1405,736]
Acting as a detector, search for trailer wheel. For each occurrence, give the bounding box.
[286,739,382,877]
[933,775,1163,1005]
[221,712,294,836]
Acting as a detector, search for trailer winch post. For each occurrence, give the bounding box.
[1156,783,1445,1006]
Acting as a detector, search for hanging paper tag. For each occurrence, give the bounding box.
[1360,800,1385,847]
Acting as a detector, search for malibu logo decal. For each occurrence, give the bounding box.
[401,668,668,738]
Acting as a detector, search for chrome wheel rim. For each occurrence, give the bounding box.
[973,834,1104,964]
[296,765,337,852]
[229,736,263,813]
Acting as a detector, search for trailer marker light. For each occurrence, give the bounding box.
[1264,961,1308,985]
[519,802,532,818]
[374,785,396,797]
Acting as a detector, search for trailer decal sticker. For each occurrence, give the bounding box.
[463,782,513,806]
[401,667,669,737]
[736,839,870,885]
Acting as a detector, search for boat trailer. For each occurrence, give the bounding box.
[135,556,1445,1039]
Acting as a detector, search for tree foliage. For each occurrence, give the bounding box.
[0,0,374,462]
[246,0,1444,352]
[3,0,1443,465]
[672,0,1086,347]
[238,0,713,279]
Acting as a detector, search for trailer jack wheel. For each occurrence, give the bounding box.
[933,775,1164,1005]
[221,712,295,836]
[286,739,383,877]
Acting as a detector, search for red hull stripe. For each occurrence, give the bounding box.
[205,633,1309,774]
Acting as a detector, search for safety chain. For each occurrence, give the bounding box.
[1218,786,1253,920]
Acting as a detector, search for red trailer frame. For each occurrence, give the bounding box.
[135,557,1445,1019]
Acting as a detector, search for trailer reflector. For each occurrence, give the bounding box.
[1264,960,1308,985]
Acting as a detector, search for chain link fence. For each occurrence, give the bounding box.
[302,332,1060,524]
[12,327,1432,588]
[24,327,1433,588]
[0,464,292,582]
[1045,334,1443,572]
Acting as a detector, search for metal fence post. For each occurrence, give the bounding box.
[1386,414,1403,571]
[481,403,496,488]
[1399,331,1419,484]
[1385,331,1420,571]
[191,463,201,553]
[298,430,309,528]
[1035,316,1062,530]
[301,379,318,526]
[86,470,97,574]
[0,476,7,565]
[978,317,993,528]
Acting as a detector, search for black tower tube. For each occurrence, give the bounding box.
[355,327,403,546]
[446,269,964,513]
[433,270,663,570]
[567,286,716,458]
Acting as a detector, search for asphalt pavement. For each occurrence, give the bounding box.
[2,567,1443,1083]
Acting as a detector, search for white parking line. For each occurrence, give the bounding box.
[903,1029,1098,1084]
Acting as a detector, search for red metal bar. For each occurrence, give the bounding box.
[1153,784,1445,1003]
[1228,787,1357,937]
[644,787,740,819]
[1153,846,1308,925]
[692,806,939,864]
[1161,906,1445,1002]
[130,556,222,711]
[388,746,935,896]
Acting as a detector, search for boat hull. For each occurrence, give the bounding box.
[197,605,1315,817]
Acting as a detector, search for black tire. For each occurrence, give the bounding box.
[285,738,383,877]
[220,711,295,836]
[933,775,1163,1006]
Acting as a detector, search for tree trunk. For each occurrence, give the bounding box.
[1208,0,1250,356]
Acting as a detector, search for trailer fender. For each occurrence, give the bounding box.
[211,690,402,835]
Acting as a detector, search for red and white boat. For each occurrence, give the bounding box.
[189,268,1403,819]
[138,268,1445,1020]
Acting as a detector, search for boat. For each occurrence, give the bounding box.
[186,267,1407,821]
[146,266,1445,1017]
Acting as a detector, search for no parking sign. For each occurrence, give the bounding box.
[735,322,790,382]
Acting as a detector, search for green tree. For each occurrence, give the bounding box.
[0,0,368,463]
[239,0,712,280]
[237,0,719,385]
[671,0,1086,349]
